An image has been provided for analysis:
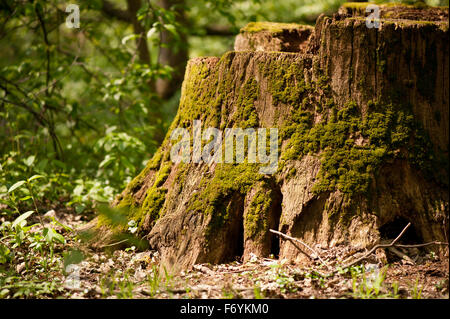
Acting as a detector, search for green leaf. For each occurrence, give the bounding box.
[164,24,177,36]
[121,34,138,45]
[12,211,34,229]
[0,198,10,205]
[53,231,65,244]
[146,27,157,39]
[74,204,85,214]
[73,185,84,197]
[43,228,51,243]
[0,289,9,298]
[0,244,11,264]
[121,156,134,171]
[43,227,65,244]
[8,181,26,194]
[99,155,115,169]
[23,155,35,167]
[50,216,73,233]
[28,174,45,182]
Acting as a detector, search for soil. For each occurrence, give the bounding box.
[46,210,450,299]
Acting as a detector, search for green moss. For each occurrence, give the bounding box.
[244,188,272,239]
[139,187,168,227]
[342,15,448,32]
[96,212,128,235]
[342,1,432,12]
[177,58,222,129]
[153,162,171,187]
[123,164,150,195]
[261,56,309,108]
[280,97,446,195]
[342,2,374,11]
[147,150,163,170]
[188,164,263,237]
[241,22,310,34]
[232,77,259,128]
[174,163,189,194]
[286,166,297,180]
[116,194,134,209]
[111,159,171,232]
[97,194,137,233]
[376,52,386,74]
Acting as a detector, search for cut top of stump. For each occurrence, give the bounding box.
[234,22,314,53]
[340,2,449,22]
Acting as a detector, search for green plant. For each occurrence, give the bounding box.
[305,270,329,288]
[0,244,11,264]
[143,265,175,297]
[410,278,423,299]
[391,281,400,299]
[99,272,116,297]
[163,267,174,292]
[338,264,365,276]
[350,266,400,299]
[269,262,298,293]
[434,279,448,292]
[221,287,235,299]
[0,277,65,298]
[1,174,45,216]
[253,285,265,299]
[115,273,135,299]
[147,265,162,297]
[0,175,72,299]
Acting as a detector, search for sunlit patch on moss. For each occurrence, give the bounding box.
[241,22,311,34]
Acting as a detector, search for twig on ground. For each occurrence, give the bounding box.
[394,241,449,248]
[269,229,331,271]
[341,222,412,269]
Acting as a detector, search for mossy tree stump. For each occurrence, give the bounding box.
[90,3,449,273]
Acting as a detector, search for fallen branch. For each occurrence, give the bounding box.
[394,241,449,248]
[272,224,448,277]
[341,222,411,269]
[269,229,331,270]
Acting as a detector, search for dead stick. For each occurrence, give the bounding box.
[394,241,448,248]
[269,229,331,270]
[342,222,411,269]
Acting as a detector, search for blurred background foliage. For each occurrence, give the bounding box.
[0,0,448,216]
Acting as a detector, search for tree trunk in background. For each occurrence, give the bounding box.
[156,0,189,100]
[127,0,152,65]
[102,0,189,144]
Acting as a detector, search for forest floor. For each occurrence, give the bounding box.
[1,208,448,299]
[68,247,449,299]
